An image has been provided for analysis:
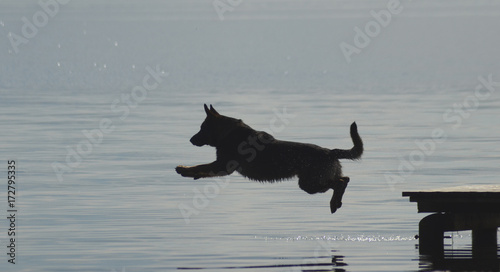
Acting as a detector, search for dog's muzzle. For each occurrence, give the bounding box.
[190,133,205,147]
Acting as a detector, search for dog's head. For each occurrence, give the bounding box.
[190,104,231,147]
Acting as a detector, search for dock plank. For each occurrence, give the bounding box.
[403,185,500,213]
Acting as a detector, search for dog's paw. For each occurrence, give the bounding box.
[176,165,193,177]
[175,165,187,174]
[330,204,338,214]
[330,196,342,213]
[176,166,202,180]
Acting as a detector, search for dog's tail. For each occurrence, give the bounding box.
[330,122,363,160]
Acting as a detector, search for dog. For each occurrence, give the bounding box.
[176,104,363,213]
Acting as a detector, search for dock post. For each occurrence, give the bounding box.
[419,213,449,257]
[472,227,498,259]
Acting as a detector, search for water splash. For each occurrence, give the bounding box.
[258,234,416,242]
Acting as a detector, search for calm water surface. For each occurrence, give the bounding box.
[1,1,500,271]
[2,90,499,272]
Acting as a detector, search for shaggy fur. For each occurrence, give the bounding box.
[176,104,363,213]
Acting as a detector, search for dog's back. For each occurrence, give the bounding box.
[214,118,362,185]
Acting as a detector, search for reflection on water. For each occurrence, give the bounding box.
[419,248,500,272]
[417,231,500,271]
[178,253,347,271]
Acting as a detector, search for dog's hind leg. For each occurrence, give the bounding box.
[298,177,328,194]
[299,180,318,194]
[298,172,332,195]
[176,161,234,180]
[330,177,350,214]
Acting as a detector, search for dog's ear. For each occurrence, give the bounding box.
[209,105,220,116]
[204,104,220,118]
[204,104,210,115]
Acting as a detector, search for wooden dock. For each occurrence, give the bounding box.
[403,185,500,258]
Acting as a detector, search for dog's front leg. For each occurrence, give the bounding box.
[176,161,232,180]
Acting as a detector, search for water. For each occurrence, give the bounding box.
[1,1,500,271]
